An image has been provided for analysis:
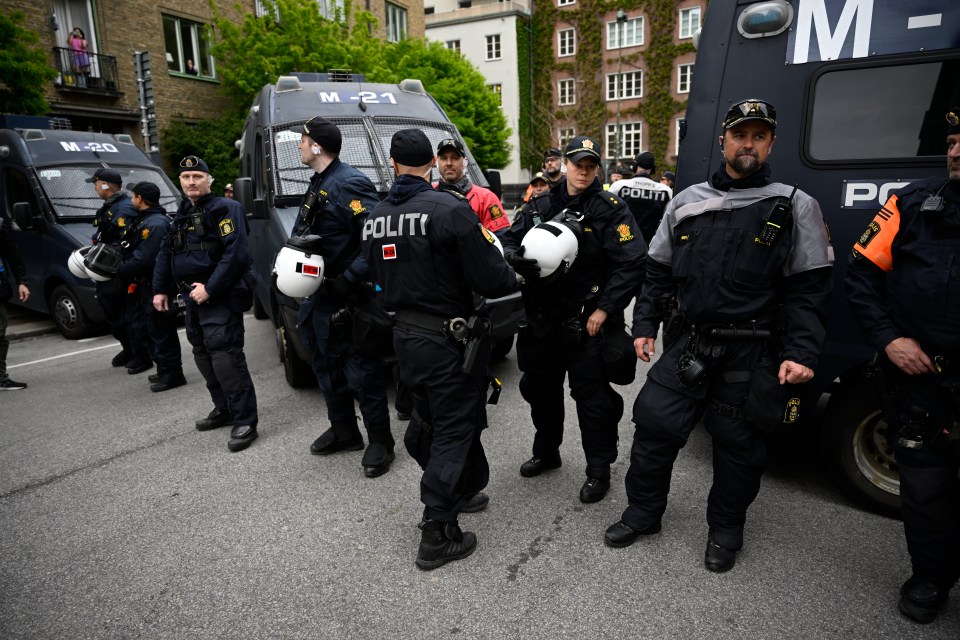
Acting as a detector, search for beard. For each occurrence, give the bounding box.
[730,151,760,174]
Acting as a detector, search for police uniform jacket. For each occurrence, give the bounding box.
[634,163,834,368]
[501,178,647,319]
[293,157,379,285]
[845,177,960,354]
[92,192,138,245]
[153,192,250,299]
[608,174,673,244]
[361,174,516,318]
[117,205,171,291]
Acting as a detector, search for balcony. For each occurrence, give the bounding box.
[52,47,121,97]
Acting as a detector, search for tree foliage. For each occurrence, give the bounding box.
[0,12,58,115]
[201,0,510,169]
[162,116,245,195]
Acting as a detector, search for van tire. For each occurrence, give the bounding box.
[819,374,901,519]
[276,312,315,388]
[252,293,268,320]
[49,285,92,340]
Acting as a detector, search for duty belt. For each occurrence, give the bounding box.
[395,309,469,342]
[173,241,217,254]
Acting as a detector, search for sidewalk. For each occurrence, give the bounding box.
[4,306,58,341]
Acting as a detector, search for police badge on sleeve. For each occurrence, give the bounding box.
[219,218,235,237]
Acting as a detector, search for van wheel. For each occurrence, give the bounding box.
[49,285,92,339]
[252,293,268,320]
[819,374,901,519]
[491,335,514,361]
[276,312,315,388]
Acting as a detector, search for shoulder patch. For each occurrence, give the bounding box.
[116,216,125,227]
[141,228,150,240]
[219,218,235,237]
[489,204,504,219]
[616,223,635,243]
[349,199,366,215]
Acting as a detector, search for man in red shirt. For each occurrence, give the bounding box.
[434,138,510,234]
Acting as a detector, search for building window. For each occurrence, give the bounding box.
[677,63,694,93]
[607,16,643,49]
[386,2,408,42]
[558,79,576,106]
[489,83,502,106]
[486,34,502,61]
[605,122,643,159]
[424,6,435,14]
[558,28,576,57]
[446,39,461,53]
[558,127,576,148]
[317,0,346,19]
[679,6,701,39]
[606,71,643,100]
[162,15,215,78]
[557,0,575,5]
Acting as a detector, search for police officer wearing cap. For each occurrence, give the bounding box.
[153,156,259,452]
[361,128,518,570]
[87,167,146,371]
[288,116,395,477]
[609,151,673,244]
[501,135,646,504]
[435,138,510,235]
[541,148,563,186]
[844,107,960,624]
[123,181,185,393]
[604,99,833,573]
[520,172,550,210]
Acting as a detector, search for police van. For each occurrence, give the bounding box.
[0,117,180,338]
[678,0,959,515]
[234,72,523,388]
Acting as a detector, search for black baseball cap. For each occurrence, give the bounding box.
[722,99,777,131]
[179,155,210,174]
[436,138,465,157]
[543,147,562,159]
[662,170,676,181]
[85,167,122,185]
[947,107,960,135]
[390,129,434,166]
[130,181,161,205]
[290,116,343,154]
[528,171,549,186]
[635,151,656,171]
[564,136,602,164]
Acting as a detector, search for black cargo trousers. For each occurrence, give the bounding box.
[395,323,490,523]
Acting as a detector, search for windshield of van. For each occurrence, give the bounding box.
[34,165,181,218]
[270,117,488,200]
[808,59,960,161]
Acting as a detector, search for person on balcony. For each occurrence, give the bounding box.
[69,27,90,85]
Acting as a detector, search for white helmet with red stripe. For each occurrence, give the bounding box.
[275,236,325,298]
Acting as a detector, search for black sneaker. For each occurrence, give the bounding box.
[579,477,610,503]
[310,427,364,455]
[361,442,395,478]
[898,576,947,624]
[111,349,132,367]
[0,379,27,390]
[519,454,562,478]
[604,519,662,548]
[415,520,477,571]
[704,534,738,573]
[126,359,154,375]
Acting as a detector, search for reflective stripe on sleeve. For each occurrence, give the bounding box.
[852,194,900,272]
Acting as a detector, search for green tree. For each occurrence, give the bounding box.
[162,116,244,195]
[0,12,58,115]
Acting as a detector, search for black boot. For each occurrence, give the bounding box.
[111,349,132,367]
[415,520,477,571]
[151,370,187,392]
[310,418,364,455]
[196,408,232,431]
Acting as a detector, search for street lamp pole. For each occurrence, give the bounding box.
[615,9,628,164]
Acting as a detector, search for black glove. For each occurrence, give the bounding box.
[330,273,353,296]
[506,245,540,280]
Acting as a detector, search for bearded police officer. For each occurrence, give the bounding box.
[604,99,834,573]
[844,107,960,624]
[87,167,147,371]
[153,156,259,452]
[289,116,394,477]
[501,136,646,504]
[435,138,510,234]
[609,151,673,244]
[541,148,563,186]
[361,129,518,570]
[123,181,185,392]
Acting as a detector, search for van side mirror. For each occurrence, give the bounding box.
[484,169,502,200]
[12,202,37,230]
[234,178,261,219]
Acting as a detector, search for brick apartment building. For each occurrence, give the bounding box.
[3,0,423,157]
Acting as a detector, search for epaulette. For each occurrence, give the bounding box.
[593,190,626,210]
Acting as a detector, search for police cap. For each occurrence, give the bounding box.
[722,99,777,131]
[564,136,602,164]
[528,171,549,187]
[179,156,210,174]
[85,167,122,185]
[543,147,562,160]
[130,181,161,205]
[290,116,343,154]
[947,107,960,135]
[390,129,434,166]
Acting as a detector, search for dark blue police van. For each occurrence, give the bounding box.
[0,116,180,337]
[678,0,959,515]
[234,73,523,388]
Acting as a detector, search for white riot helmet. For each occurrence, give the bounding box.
[68,245,94,279]
[82,243,122,282]
[275,236,325,298]
[520,220,579,279]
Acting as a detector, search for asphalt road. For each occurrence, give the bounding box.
[1,314,957,639]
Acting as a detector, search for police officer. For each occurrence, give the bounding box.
[0,216,30,390]
[501,136,646,504]
[87,167,147,371]
[844,107,960,624]
[604,99,834,573]
[122,181,185,393]
[361,129,518,570]
[288,116,394,477]
[435,138,510,235]
[541,148,563,186]
[153,156,259,452]
[609,151,673,244]
[660,171,676,190]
